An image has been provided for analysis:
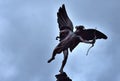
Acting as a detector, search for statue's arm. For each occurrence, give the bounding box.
[78,36,96,44]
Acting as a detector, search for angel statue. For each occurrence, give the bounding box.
[48,4,107,73]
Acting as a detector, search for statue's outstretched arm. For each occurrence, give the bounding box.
[78,36,96,44]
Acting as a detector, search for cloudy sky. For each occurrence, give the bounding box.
[0,0,120,81]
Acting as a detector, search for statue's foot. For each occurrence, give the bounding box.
[48,57,55,63]
[59,69,64,74]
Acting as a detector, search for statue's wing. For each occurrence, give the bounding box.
[81,29,108,40]
[69,29,108,52]
[69,37,80,52]
[57,4,74,41]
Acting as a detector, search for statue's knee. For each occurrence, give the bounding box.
[54,48,62,54]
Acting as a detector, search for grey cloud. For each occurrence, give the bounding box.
[0,0,120,81]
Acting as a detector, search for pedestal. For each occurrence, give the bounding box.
[55,72,72,81]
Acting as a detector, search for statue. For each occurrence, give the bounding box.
[48,4,107,74]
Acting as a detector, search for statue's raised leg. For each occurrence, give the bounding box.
[48,46,62,63]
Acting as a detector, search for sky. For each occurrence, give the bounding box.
[0,0,120,81]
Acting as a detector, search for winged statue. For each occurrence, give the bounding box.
[48,4,107,73]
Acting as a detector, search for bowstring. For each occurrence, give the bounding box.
[86,43,94,56]
[86,27,97,56]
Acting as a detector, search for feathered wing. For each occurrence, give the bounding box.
[57,4,74,41]
[81,29,108,40]
[69,37,80,52]
[70,29,108,52]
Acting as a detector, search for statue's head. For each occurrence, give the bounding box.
[75,25,85,30]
